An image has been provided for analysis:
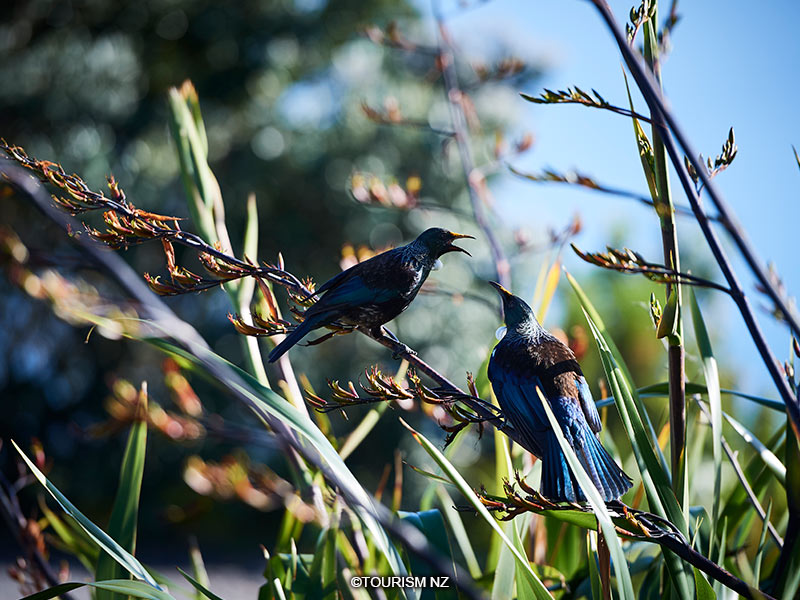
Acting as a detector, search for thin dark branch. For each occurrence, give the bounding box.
[509,165,720,221]
[433,3,511,295]
[521,91,658,124]
[588,0,800,432]
[655,530,774,600]
[0,148,498,421]
[572,250,733,294]
[357,326,533,451]
[0,147,310,297]
[481,485,775,600]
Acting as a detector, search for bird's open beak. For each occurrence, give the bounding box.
[444,232,474,256]
[488,280,513,298]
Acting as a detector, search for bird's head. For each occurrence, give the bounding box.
[414,227,474,258]
[488,281,539,333]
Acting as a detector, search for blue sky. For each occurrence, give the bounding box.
[428,0,800,395]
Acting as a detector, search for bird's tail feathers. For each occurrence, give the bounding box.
[541,426,632,503]
[267,317,319,363]
[541,437,580,502]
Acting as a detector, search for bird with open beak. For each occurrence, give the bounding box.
[487,281,632,502]
[268,228,473,362]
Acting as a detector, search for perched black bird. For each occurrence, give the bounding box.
[268,228,473,363]
[487,282,632,502]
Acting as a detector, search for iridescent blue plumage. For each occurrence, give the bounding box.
[268,228,473,362]
[487,282,632,502]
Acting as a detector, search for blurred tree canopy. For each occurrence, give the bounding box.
[1,0,720,562]
[0,0,550,553]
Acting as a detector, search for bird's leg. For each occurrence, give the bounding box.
[369,326,417,359]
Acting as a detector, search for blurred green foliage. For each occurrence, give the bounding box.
[0,0,543,555]
[2,4,784,596]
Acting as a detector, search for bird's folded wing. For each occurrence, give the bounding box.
[307,274,399,314]
[309,264,357,298]
[488,365,548,458]
[576,376,602,433]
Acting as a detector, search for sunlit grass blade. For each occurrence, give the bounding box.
[712,518,727,599]
[533,255,561,324]
[491,523,517,600]
[508,513,539,600]
[408,463,455,485]
[565,271,668,474]
[96,385,148,600]
[143,337,408,580]
[488,413,511,573]
[339,402,389,460]
[635,382,783,412]
[752,500,772,587]
[39,499,99,570]
[167,85,217,243]
[19,580,177,600]
[188,539,211,600]
[692,397,784,551]
[583,308,694,598]
[577,309,676,518]
[689,290,722,558]
[775,416,800,598]
[719,425,785,551]
[723,412,786,484]
[434,485,482,580]
[693,568,716,600]
[533,388,634,600]
[12,440,160,588]
[471,342,508,572]
[273,578,288,600]
[567,273,694,597]
[400,419,554,600]
[178,568,225,600]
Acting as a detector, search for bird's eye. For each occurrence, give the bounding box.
[495,325,507,340]
[432,258,443,271]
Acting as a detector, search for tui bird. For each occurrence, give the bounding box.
[487,281,632,502]
[268,228,473,363]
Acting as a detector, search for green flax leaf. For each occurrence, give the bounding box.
[533,388,634,600]
[401,419,554,600]
[12,440,159,588]
[96,390,148,600]
[178,568,225,600]
[19,580,176,600]
[689,290,722,557]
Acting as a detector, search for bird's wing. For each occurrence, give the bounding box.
[535,337,602,434]
[490,342,600,456]
[576,376,602,433]
[488,353,548,458]
[309,264,358,298]
[302,273,399,322]
[306,245,402,300]
[299,251,401,317]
